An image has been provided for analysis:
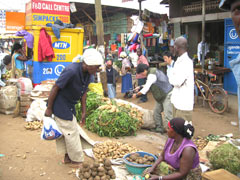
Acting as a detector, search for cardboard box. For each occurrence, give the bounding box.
[202,169,240,180]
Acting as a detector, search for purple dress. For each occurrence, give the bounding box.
[164,138,200,170]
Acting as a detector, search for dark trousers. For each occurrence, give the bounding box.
[138,78,148,102]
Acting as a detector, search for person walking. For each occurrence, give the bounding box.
[106,59,119,99]
[168,37,194,122]
[136,48,149,103]
[45,48,103,167]
[133,64,173,133]
[120,51,133,98]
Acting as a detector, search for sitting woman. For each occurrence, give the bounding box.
[146,118,202,180]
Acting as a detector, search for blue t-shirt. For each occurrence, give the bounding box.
[52,62,92,120]
[14,53,24,70]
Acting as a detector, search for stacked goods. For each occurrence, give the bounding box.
[25,121,43,130]
[209,143,240,175]
[0,85,18,114]
[17,78,33,117]
[126,153,155,165]
[20,94,32,117]
[76,92,143,137]
[77,159,116,180]
[93,141,139,162]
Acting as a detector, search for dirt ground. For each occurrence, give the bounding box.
[0,89,239,180]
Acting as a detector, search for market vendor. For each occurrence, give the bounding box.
[44,48,103,167]
[144,118,201,180]
[133,63,173,133]
[0,53,11,87]
[11,43,28,78]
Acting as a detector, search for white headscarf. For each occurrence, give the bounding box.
[83,48,103,66]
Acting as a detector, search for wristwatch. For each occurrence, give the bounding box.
[159,176,163,180]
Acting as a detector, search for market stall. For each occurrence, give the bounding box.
[24,0,84,85]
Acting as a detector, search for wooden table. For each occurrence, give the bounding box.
[194,67,231,84]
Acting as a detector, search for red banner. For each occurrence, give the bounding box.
[30,0,70,15]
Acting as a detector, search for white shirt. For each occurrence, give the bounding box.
[167,60,175,78]
[140,74,157,95]
[168,52,194,111]
[197,41,209,60]
[4,41,8,49]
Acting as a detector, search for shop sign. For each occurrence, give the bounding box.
[229,29,238,40]
[27,0,70,15]
[26,13,70,26]
[6,12,25,31]
[53,41,70,49]
[31,61,71,84]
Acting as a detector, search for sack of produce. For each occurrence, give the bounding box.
[41,116,62,140]
[26,99,47,122]
[17,77,33,95]
[0,85,18,114]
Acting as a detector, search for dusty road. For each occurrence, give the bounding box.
[0,91,239,180]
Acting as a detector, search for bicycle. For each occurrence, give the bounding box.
[194,71,228,114]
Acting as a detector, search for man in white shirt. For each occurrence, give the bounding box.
[197,40,209,64]
[168,37,194,122]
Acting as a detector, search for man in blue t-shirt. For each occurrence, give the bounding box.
[45,48,103,167]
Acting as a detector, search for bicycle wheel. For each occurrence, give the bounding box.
[208,87,228,114]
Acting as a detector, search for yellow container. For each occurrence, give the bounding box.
[27,26,84,62]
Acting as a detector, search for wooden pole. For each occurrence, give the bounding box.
[201,0,206,72]
[95,0,104,46]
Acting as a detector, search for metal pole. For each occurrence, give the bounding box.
[201,0,206,72]
[138,0,147,57]
[139,0,142,20]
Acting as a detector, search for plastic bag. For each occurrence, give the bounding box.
[41,116,62,140]
[88,83,103,96]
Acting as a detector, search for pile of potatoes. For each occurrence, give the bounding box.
[93,141,139,162]
[25,121,43,130]
[126,153,155,165]
[78,159,116,180]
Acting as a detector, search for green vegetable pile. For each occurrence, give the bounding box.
[75,91,105,120]
[75,92,143,137]
[209,143,240,175]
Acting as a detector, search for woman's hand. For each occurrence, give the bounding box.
[149,175,160,180]
[143,167,154,176]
